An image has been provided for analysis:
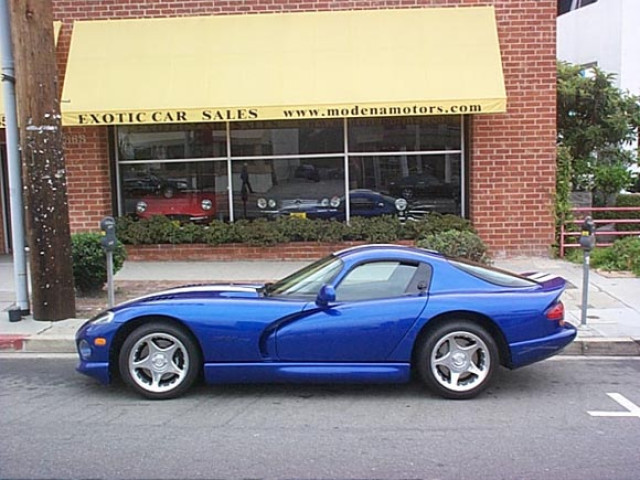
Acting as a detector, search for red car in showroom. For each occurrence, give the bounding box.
[135,192,216,223]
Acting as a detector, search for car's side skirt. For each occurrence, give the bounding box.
[204,363,411,384]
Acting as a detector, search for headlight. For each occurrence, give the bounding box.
[330,196,341,208]
[201,199,213,211]
[320,198,329,207]
[90,311,114,325]
[136,201,147,213]
[78,339,92,360]
[395,198,408,211]
[257,198,267,209]
[268,199,277,209]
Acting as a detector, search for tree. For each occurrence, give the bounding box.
[557,61,640,204]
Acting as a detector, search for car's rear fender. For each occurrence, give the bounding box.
[407,310,512,367]
[389,287,566,364]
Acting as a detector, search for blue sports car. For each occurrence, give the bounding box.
[76,245,576,400]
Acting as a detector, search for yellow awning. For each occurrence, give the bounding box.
[1,21,62,127]
[61,7,506,126]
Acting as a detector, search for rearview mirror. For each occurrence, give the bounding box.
[316,284,336,307]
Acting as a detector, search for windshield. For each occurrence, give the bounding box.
[449,258,538,288]
[266,255,343,299]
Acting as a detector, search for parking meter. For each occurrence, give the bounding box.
[100,216,117,252]
[578,216,595,328]
[100,217,117,307]
[578,216,596,252]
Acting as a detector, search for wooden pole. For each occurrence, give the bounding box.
[9,0,75,320]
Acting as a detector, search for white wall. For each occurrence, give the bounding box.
[619,0,640,95]
[557,0,640,95]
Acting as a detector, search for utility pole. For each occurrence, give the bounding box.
[9,0,75,320]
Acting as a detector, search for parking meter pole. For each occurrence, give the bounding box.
[100,216,117,309]
[578,216,596,329]
[581,250,590,327]
[106,251,115,308]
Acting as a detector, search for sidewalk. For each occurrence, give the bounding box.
[1,254,639,355]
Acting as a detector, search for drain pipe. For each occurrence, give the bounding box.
[0,0,30,318]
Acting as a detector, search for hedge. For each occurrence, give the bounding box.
[115,213,476,247]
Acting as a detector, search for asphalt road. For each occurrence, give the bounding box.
[1,355,639,480]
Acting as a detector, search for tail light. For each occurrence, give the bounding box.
[545,301,565,325]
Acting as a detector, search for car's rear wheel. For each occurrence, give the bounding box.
[118,322,201,400]
[416,320,498,399]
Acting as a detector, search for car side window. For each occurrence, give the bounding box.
[335,261,420,301]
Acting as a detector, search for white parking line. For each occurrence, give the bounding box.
[588,393,640,419]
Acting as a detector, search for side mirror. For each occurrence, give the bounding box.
[316,284,336,307]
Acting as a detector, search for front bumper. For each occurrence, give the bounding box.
[75,319,117,385]
[508,323,578,368]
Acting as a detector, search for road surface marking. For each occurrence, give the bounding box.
[588,393,640,418]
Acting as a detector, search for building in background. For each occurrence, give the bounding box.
[0,0,558,258]
[557,0,640,95]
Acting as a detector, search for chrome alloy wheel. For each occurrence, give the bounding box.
[128,332,190,394]
[430,331,491,393]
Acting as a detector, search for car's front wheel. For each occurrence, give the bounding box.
[416,320,498,399]
[119,322,201,399]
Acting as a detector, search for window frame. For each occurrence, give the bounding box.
[113,116,467,221]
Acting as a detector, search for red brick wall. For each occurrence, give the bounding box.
[51,0,557,257]
[470,1,557,257]
[126,240,415,261]
[63,127,113,232]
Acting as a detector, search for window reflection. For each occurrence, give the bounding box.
[230,120,343,157]
[350,154,461,215]
[120,161,224,223]
[118,124,226,160]
[232,158,346,220]
[115,116,465,223]
[349,117,461,153]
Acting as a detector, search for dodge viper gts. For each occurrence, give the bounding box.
[76,244,576,400]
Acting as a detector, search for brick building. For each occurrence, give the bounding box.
[0,0,557,257]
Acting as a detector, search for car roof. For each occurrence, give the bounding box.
[334,243,445,263]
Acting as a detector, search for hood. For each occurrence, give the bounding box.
[112,283,264,311]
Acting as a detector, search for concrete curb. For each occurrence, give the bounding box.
[2,334,640,356]
[561,337,640,356]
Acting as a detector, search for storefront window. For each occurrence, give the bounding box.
[120,161,223,223]
[118,124,226,160]
[230,120,343,157]
[234,157,346,220]
[115,116,464,222]
[350,153,462,215]
[349,117,461,153]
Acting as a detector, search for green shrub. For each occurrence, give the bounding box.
[402,213,474,240]
[233,218,288,246]
[416,229,489,264]
[116,213,482,249]
[346,216,401,243]
[590,236,640,275]
[71,233,127,294]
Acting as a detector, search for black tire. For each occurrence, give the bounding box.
[416,320,498,400]
[118,321,201,400]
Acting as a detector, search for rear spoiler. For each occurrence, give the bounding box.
[523,272,566,292]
